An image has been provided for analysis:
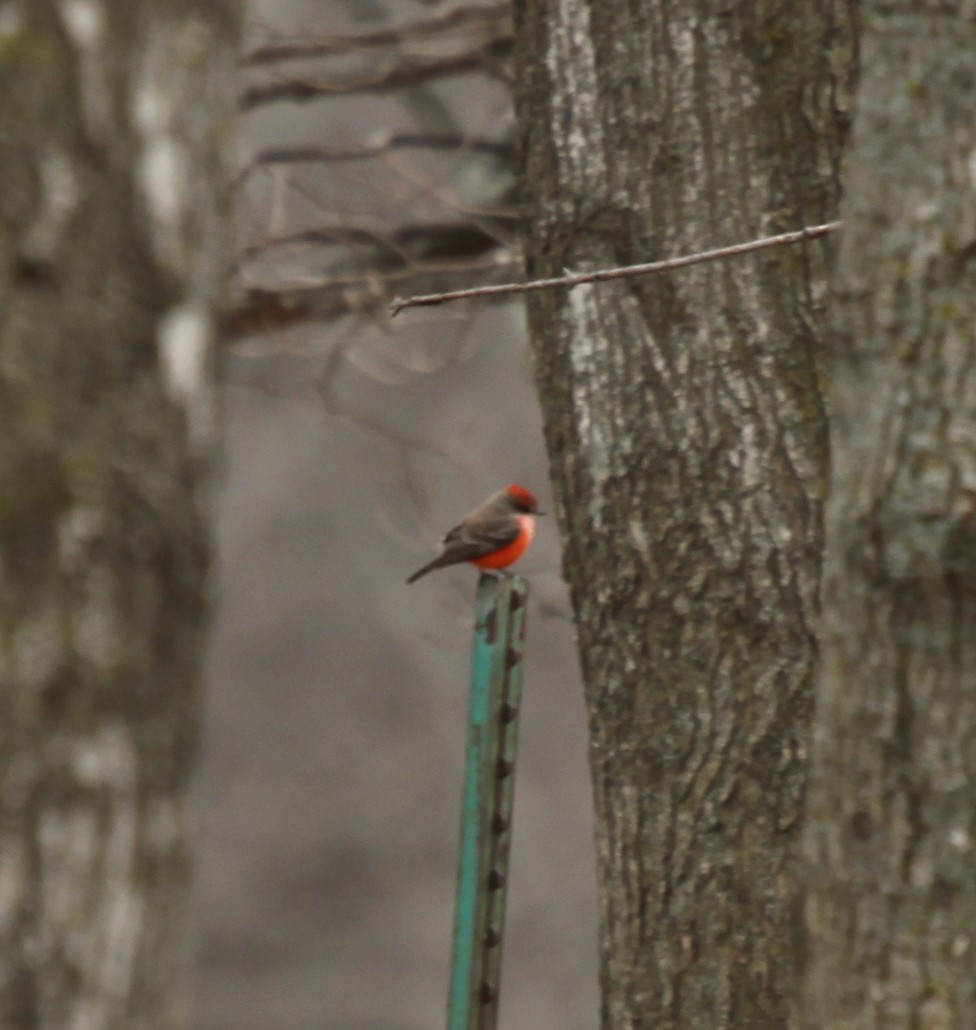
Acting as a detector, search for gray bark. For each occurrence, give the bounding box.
[803,5,976,1027]
[514,2,854,1026]
[0,2,238,1027]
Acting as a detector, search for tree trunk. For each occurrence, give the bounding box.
[0,2,238,1027]
[514,2,854,1025]
[802,6,976,1027]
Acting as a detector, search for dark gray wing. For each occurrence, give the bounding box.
[406,514,519,583]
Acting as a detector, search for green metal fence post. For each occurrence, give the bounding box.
[447,573,528,1030]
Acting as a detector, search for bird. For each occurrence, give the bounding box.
[406,484,543,584]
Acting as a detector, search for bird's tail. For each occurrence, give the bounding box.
[405,557,444,584]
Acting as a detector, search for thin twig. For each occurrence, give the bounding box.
[389,221,842,316]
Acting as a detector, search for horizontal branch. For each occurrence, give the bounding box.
[238,219,512,268]
[390,221,842,315]
[236,224,409,266]
[242,35,512,108]
[239,132,513,182]
[246,3,510,64]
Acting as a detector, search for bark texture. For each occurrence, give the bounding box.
[514,2,854,1026]
[803,6,976,1027]
[0,2,238,1026]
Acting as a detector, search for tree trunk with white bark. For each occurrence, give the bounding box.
[0,2,238,1026]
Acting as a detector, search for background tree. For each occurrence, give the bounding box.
[0,2,238,1026]
[802,6,976,1026]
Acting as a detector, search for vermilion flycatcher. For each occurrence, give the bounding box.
[406,484,542,584]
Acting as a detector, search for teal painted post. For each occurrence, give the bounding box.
[447,573,528,1030]
[478,576,527,1027]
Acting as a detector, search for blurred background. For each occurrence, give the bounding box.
[187,1,598,1027]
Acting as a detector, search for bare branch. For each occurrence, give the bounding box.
[246,3,510,64]
[239,133,513,181]
[242,36,512,108]
[235,6,519,339]
[390,221,842,316]
[236,224,411,266]
[238,219,511,269]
